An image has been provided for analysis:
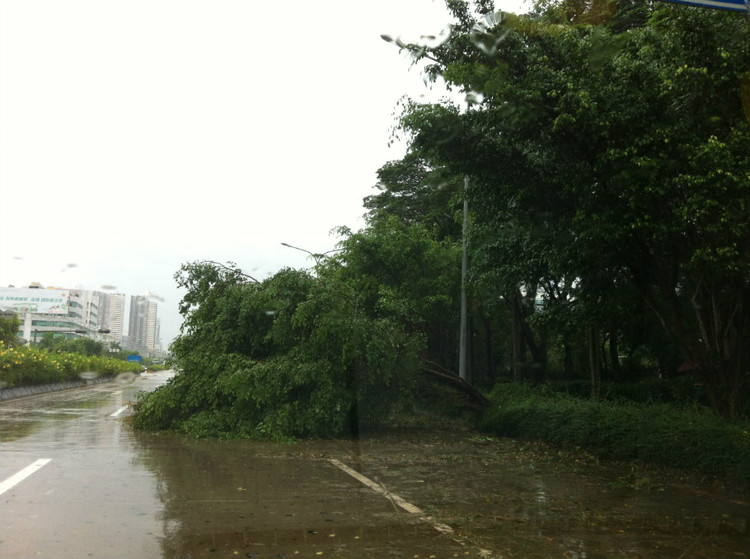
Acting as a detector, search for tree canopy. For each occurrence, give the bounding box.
[0,315,21,348]
[133,230,453,438]
[393,0,749,416]
[134,0,750,439]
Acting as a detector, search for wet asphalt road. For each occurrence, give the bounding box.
[0,372,473,559]
[2,372,748,559]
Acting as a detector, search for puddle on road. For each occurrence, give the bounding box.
[131,424,749,559]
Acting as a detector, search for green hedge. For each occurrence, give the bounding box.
[479,383,750,483]
[0,342,142,387]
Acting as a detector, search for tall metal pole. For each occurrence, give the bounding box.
[459,175,469,381]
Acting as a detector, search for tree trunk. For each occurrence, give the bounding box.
[589,325,601,399]
[628,256,748,417]
[608,320,621,381]
[481,314,496,381]
[510,292,524,382]
[564,340,574,380]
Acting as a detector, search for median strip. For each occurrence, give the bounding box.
[0,459,52,496]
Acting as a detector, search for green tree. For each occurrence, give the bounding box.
[37,333,104,356]
[134,260,425,439]
[0,314,21,347]
[335,217,461,370]
[393,0,750,416]
[365,153,464,242]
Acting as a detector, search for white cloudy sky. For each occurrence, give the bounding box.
[0,0,526,345]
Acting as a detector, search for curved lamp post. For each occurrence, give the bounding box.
[280,242,340,267]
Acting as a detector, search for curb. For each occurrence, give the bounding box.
[0,376,115,402]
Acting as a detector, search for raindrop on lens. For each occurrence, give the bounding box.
[116,371,136,385]
[79,371,99,380]
[466,91,484,105]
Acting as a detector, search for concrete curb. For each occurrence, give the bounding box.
[0,376,115,402]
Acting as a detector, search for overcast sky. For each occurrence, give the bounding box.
[0,0,526,346]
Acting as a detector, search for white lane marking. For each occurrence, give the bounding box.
[328,458,454,535]
[0,459,52,496]
[110,405,129,418]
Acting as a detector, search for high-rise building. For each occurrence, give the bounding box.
[144,300,158,354]
[98,292,125,347]
[127,295,159,355]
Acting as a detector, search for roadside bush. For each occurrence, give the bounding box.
[479,383,750,483]
[543,376,697,404]
[0,342,141,387]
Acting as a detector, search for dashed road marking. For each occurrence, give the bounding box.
[328,458,454,535]
[110,405,129,418]
[0,459,52,496]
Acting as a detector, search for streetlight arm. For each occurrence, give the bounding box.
[198,260,260,284]
[281,242,341,262]
[280,242,313,256]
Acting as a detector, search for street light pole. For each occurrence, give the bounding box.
[459,175,469,382]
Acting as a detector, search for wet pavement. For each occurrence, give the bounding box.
[1,372,748,558]
[324,428,749,558]
[133,435,468,559]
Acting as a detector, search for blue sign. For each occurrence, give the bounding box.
[127,355,143,363]
[662,0,748,12]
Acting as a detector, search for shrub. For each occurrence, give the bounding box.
[479,383,750,482]
[0,342,141,388]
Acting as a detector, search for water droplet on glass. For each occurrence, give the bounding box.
[116,371,136,385]
[466,91,485,106]
[79,371,99,380]
[483,11,505,28]
[418,28,451,48]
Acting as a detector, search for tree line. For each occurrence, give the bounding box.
[134,0,749,439]
[386,0,749,418]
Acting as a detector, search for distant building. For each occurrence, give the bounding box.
[98,292,125,347]
[68,289,101,330]
[0,285,159,353]
[127,295,160,356]
[0,285,99,344]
